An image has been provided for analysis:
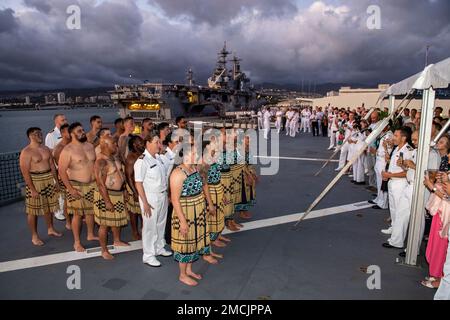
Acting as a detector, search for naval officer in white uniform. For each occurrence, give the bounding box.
[134,132,172,267]
[263,107,271,140]
[381,127,414,248]
[45,114,67,221]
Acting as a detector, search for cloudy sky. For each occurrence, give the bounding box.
[0,0,449,90]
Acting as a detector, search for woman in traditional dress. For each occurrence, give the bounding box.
[235,136,257,219]
[198,139,228,255]
[220,128,241,231]
[170,142,216,286]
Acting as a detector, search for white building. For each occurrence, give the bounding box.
[57,92,66,104]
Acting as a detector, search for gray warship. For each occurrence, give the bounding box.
[110,42,264,121]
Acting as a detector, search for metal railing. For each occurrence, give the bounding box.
[0,151,24,206]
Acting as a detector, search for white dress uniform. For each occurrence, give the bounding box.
[159,147,176,179]
[352,130,366,183]
[328,113,338,149]
[275,111,283,134]
[373,131,393,209]
[367,121,381,188]
[337,122,352,170]
[304,110,312,133]
[134,149,169,264]
[45,126,62,150]
[263,110,271,140]
[388,148,416,248]
[45,126,64,219]
[290,112,299,137]
[285,111,293,136]
[257,111,263,130]
[387,143,414,248]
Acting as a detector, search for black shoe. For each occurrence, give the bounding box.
[372,193,378,197]
[372,205,383,210]
[382,242,402,249]
[368,200,376,204]
[399,252,406,257]
[350,180,356,183]
[355,182,366,185]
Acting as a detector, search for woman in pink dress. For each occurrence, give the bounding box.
[422,141,450,289]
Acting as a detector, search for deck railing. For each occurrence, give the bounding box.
[0,151,24,206]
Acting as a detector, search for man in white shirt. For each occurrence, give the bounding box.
[45,114,67,221]
[45,114,67,151]
[275,108,283,134]
[381,127,414,249]
[263,107,271,140]
[257,110,263,130]
[370,126,393,210]
[134,132,172,267]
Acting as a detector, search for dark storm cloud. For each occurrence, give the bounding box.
[0,8,18,33]
[149,0,298,25]
[0,0,449,91]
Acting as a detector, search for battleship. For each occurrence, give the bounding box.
[110,43,264,121]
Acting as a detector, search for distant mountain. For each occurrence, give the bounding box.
[0,87,113,98]
[255,82,378,95]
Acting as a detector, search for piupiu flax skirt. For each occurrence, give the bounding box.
[220,171,234,219]
[125,183,141,215]
[231,164,244,205]
[208,183,225,241]
[93,189,128,227]
[58,177,66,200]
[66,180,95,216]
[171,192,211,263]
[25,170,59,216]
[235,167,257,212]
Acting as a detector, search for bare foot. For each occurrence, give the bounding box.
[101,251,114,260]
[203,255,219,265]
[87,235,99,241]
[233,221,244,228]
[32,237,44,246]
[186,271,202,280]
[113,241,130,247]
[132,233,142,241]
[239,211,252,219]
[179,275,198,286]
[219,235,231,242]
[48,229,63,237]
[213,240,227,248]
[211,252,224,259]
[65,223,72,231]
[226,222,239,231]
[74,243,85,252]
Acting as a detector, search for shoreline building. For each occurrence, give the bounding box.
[311,84,450,112]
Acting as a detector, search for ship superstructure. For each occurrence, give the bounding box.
[110,42,260,121]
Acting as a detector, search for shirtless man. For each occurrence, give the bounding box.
[58,122,98,252]
[86,115,103,145]
[53,123,72,230]
[94,136,130,259]
[19,127,62,246]
[94,128,112,155]
[118,116,135,163]
[112,118,124,144]
[125,135,146,240]
[140,118,154,140]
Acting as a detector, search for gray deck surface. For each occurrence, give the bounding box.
[0,132,435,300]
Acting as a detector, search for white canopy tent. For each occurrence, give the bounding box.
[295,57,450,266]
[379,56,450,265]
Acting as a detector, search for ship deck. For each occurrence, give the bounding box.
[0,132,434,300]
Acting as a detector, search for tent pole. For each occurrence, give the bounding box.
[405,88,436,265]
[430,119,450,147]
[296,91,415,226]
[388,96,395,114]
